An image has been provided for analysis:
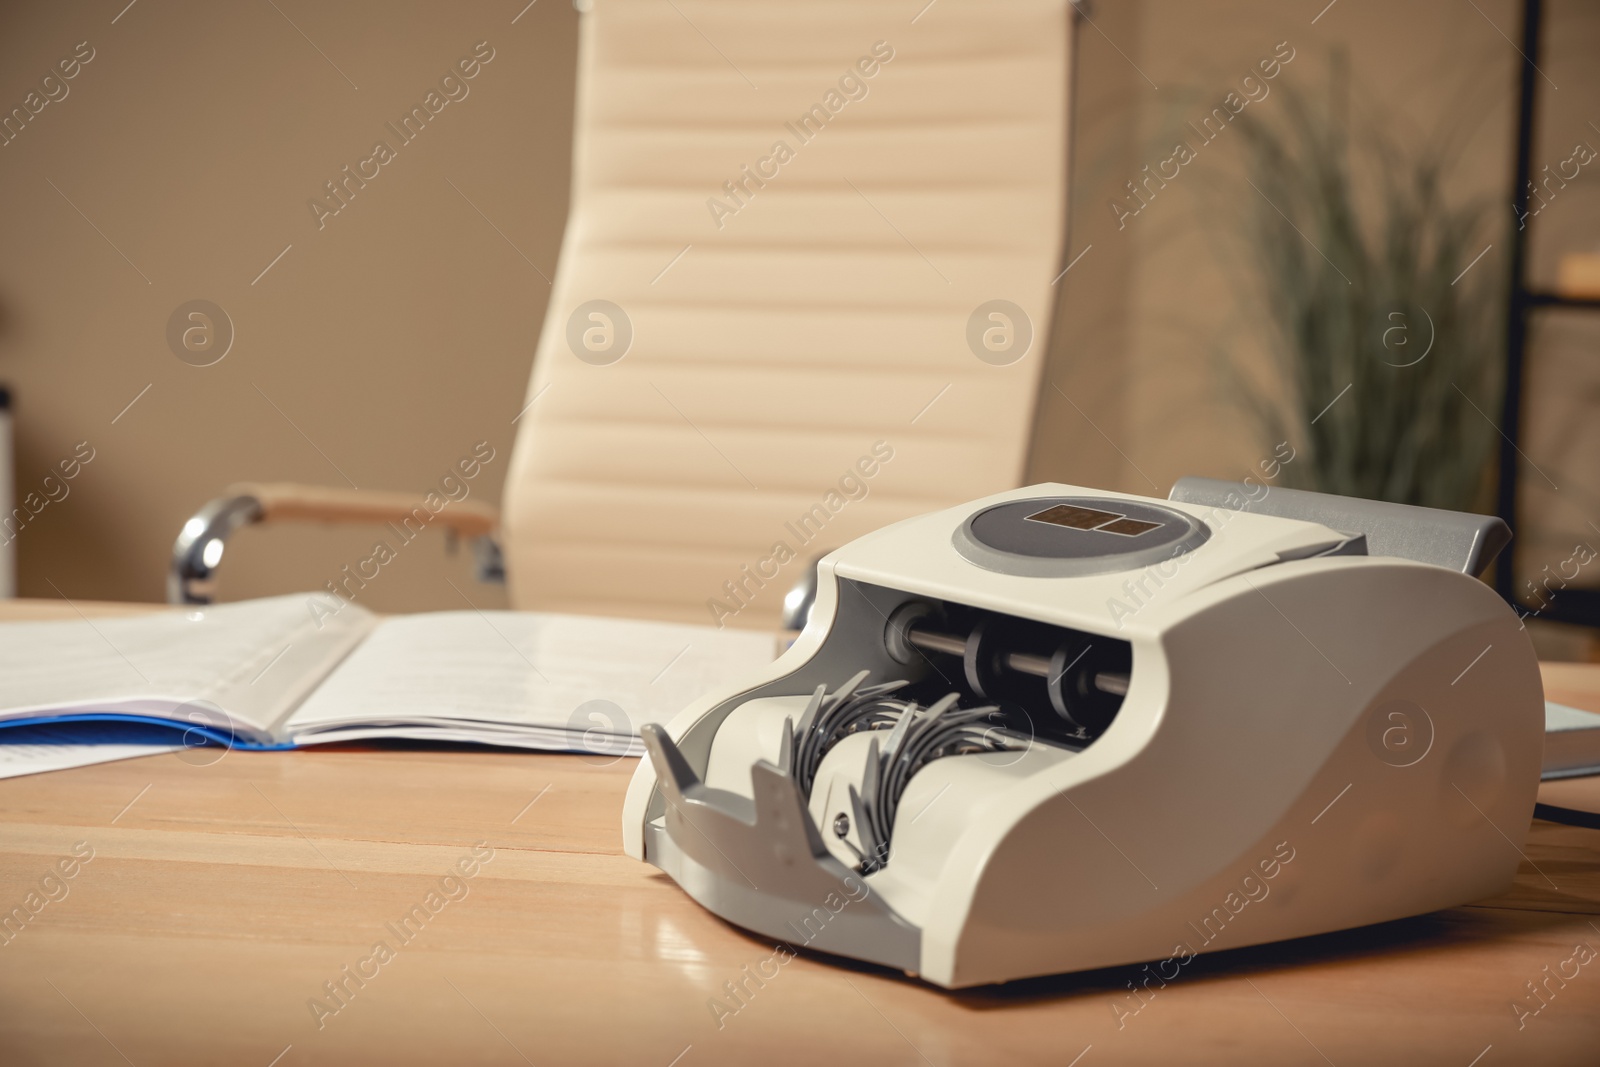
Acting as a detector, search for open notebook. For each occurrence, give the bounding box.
[0,595,775,757]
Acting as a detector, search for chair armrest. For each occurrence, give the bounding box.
[169,483,499,605]
[233,482,498,539]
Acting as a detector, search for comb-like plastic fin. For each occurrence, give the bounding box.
[853,781,887,872]
[641,723,699,797]
[823,669,872,714]
[882,699,921,764]
[792,684,827,747]
[777,715,794,775]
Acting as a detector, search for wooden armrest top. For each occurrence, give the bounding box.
[225,482,498,539]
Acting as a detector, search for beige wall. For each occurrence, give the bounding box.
[0,0,578,611]
[1035,0,1598,658]
[1034,0,1524,493]
[3,0,1594,647]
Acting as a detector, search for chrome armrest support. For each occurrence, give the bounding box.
[168,491,508,605]
[168,494,264,605]
[474,535,506,583]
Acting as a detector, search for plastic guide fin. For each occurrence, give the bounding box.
[881,700,919,764]
[847,781,881,871]
[826,669,871,714]
[640,723,701,799]
[638,724,922,973]
[792,685,827,750]
[777,716,794,775]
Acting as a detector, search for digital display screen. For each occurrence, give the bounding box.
[1025,504,1164,537]
[1025,504,1123,530]
[1099,517,1162,536]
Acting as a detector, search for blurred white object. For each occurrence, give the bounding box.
[1544,700,1600,778]
[0,388,13,598]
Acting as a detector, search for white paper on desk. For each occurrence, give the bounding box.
[0,594,376,739]
[0,723,184,779]
[284,610,777,746]
[1544,700,1600,779]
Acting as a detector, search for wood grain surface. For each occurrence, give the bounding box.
[1,602,1598,1065]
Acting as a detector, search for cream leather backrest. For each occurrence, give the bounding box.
[503,0,1072,628]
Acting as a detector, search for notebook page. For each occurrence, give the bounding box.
[284,610,777,740]
[0,594,375,736]
[1544,700,1600,779]
[0,723,185,779]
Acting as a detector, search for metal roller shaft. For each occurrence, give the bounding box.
[905,627,1129,695]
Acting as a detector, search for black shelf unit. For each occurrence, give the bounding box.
[1495,0,1600,629]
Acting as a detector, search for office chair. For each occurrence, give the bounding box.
[172,0,1075,629]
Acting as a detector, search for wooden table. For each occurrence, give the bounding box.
[2,604,1599,1065]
